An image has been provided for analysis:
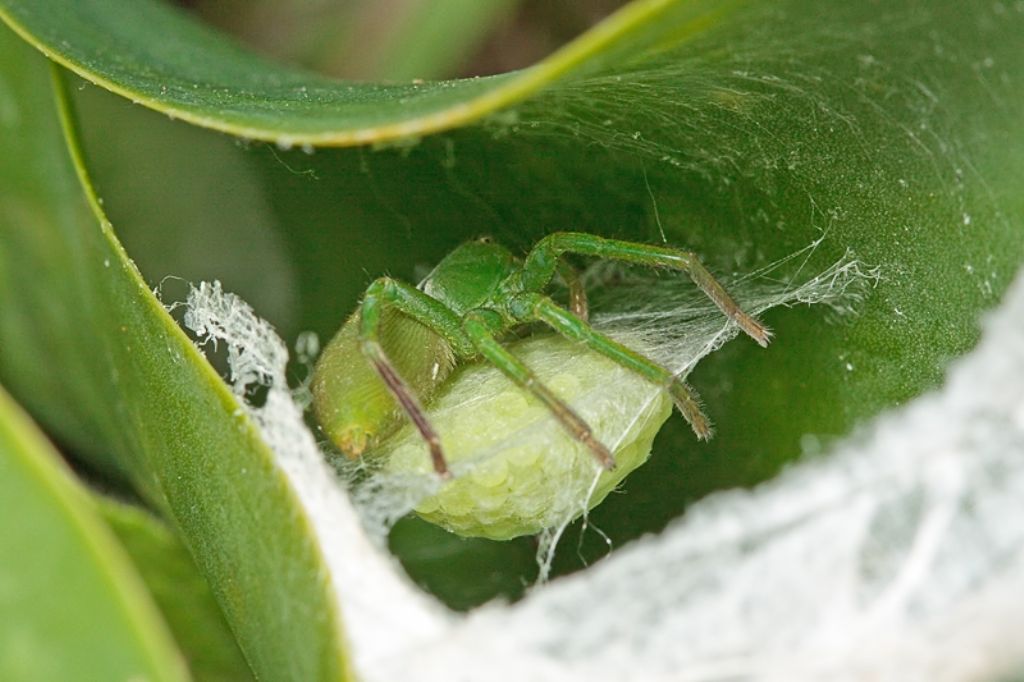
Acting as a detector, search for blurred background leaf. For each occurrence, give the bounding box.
[186,0,521,81]
[181,0,632,81]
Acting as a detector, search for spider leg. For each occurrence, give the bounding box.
[360,277,474,477]
[462,311,616,471]
[556,261,589,321]
[510,293,713,440]
[521,232,771,347]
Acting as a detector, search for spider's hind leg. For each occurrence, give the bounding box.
[462,310,616,470]
[510,293,713,441]
[359,277,474,478]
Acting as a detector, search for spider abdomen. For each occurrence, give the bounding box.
[312,306,455,457]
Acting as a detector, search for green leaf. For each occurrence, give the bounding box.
[3,0,1024,619]
[0,29,353,682]
[0,386,189,682]
[96,496,255,682]
[0,0,722,144]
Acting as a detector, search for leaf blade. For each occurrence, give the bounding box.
[0,28,354,682]
[0,386,190,682]
[0,0,727,145]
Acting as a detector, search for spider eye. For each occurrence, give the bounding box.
[476,235,494,244]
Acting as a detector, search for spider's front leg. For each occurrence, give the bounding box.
[509,293,713,440]
[521,232,771,346]
[359,277,473,478]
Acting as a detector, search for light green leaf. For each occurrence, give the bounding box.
[0,29,353,682]
[0,386,189,682]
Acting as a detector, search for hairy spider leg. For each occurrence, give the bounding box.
[520,232,771,347]
[360,277,476,477]
[556,261,589,321]
[462,311,617,471]
[511,293,713,440]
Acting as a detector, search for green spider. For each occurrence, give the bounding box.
[311,232,770,478]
